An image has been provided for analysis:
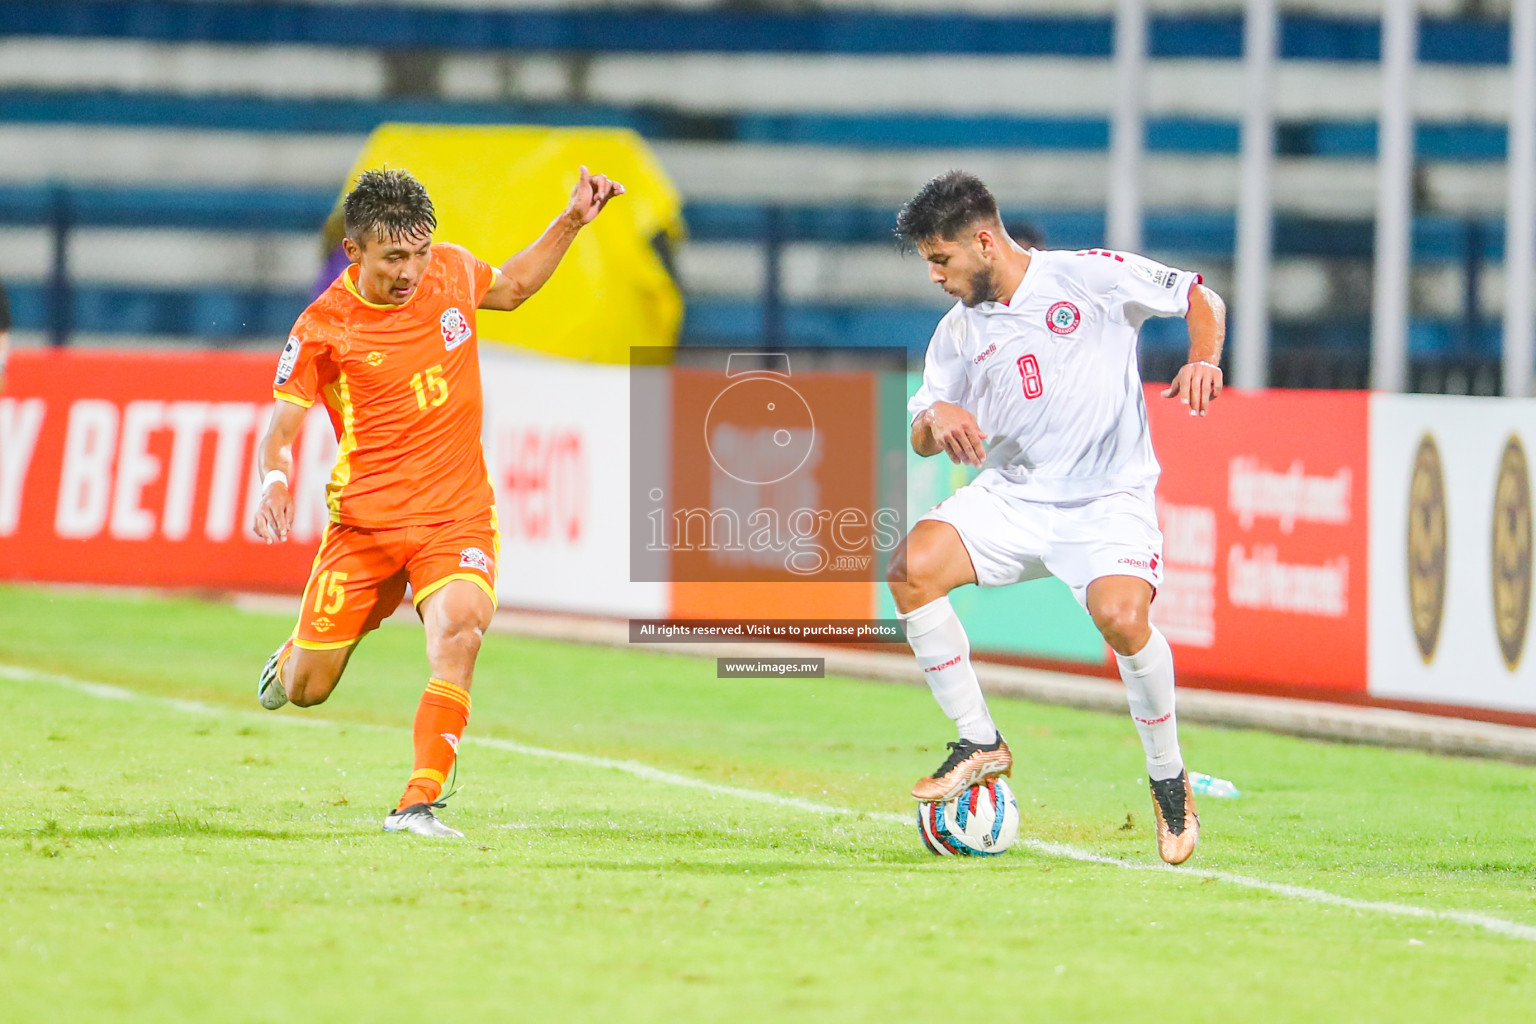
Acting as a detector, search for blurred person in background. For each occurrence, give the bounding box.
[889,171,1225,865]
[1008,220,1045,251]
[250,165,623,838]
[313,208,352,299]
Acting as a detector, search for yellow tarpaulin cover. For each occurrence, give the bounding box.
[340,124,684,362]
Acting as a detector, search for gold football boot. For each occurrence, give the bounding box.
[911,736,1012,802]
[1149,770,1200,864]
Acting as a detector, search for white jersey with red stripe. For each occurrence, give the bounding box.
[908,247,1202,504]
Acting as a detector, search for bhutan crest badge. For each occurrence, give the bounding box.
[440,307,472,351]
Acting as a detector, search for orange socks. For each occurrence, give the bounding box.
[397,678,472,811]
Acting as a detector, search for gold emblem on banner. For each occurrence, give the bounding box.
[1407,434,1447,662]
[1492,435,1532,670]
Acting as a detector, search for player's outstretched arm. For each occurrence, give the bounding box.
[252,400,306,544]
[1161,283,1227,417]
[912,401,989,466]
[479,165,626,312]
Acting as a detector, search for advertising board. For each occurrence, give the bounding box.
[1148,388,1371,691]
[1369,395,1536,712]
[480,349,667,617]
[0,350,331,591]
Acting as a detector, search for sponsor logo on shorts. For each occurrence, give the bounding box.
[366,350,386,367]
[440,307,472,351]
[1407,434,1446,663]
[973,342,998,365]
[458,547,490,571]
[1492,434,1531,670]
[275,334,301,384]
[1046,301,1081,335]
[924,655,962,673]
[313,616,335,633]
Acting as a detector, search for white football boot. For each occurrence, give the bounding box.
[383,803,465,839]
[257,640,292,710]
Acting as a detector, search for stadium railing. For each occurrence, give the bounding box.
[0,180,1504,392]
[0,2,1519,391]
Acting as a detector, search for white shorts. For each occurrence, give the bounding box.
[918,483,1164,606]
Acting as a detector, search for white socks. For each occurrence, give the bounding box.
[900,595,1179,775]
[899,596,998,744]
[1116,626,1184,782]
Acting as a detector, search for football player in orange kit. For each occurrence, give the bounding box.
[251,166,623,838]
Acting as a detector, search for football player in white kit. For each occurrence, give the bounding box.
[890,172,1225,865]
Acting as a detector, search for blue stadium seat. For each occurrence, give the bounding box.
[0,4,1512,64]
[0,91,1508,161]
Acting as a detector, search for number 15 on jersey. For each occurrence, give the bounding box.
[410,364,449,410]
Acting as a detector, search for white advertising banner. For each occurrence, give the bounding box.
[479,349,666,618]
[1369,394,1536,711]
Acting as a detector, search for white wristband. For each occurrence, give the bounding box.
[1192,360,1220,371]
[261,469,289,492]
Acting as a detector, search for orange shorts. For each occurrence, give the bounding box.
[293,511,499,650]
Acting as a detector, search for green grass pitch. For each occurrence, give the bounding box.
[2,583,1535,1022]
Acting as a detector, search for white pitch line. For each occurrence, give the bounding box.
[8,662,1536,943]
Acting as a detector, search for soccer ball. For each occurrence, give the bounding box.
[917,778,1020,857]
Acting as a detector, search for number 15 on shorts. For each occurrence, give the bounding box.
[312,570,348,614]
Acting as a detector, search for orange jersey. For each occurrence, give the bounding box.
[274,242,497,528]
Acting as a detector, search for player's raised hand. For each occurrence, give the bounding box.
[1162,360,1223,417]
[253,479,295,544]
[566,165,625,226]
[924,401,990,467]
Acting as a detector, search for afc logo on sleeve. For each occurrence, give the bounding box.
[1129,259,1179,290]
[440,308,472,351]
[275,335,301,384]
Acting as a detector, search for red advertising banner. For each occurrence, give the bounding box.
[0,350,336,591]
[1147,386,1370,692]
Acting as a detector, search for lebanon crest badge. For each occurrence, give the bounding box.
[1491,434,1532,670]
[440,307,472,351]
[1046,301,1081,335]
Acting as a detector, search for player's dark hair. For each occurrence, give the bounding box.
[343,168,437,246]
[895,171,1002,249]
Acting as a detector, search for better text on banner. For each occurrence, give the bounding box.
[0,350,333,591]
